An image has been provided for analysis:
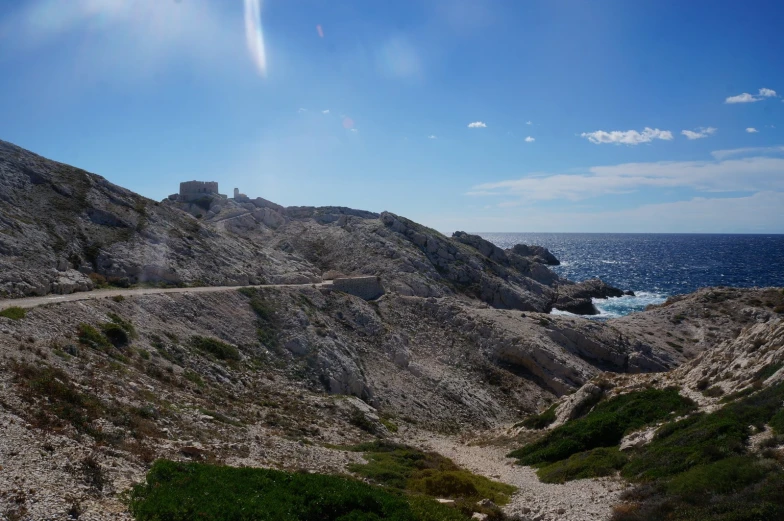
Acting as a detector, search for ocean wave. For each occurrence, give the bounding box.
[549,291,668,319]
[591,292,667,318]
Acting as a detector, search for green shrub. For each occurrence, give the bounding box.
[107,312,137,338]
[348,441,515,505]
[128,460,469,521]
[613,461,784,521]
[769,409,784,434]
[0,306,26,320]
[11,362,103,436]
[519,403,558,430]
[509,388,695,466]
[624,382,784,481]
[77,323,109,349]
[101,323,129,347]
[536,447,628,483]
[702,385,724,398]
[665,456,769,497]
[380,417,399,433]
[190,335,241,361]
[239,288,280,348]
[755,362,783,382]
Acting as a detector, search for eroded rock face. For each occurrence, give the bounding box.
[511,244,560,266]
[554,278,627,315]
[550,383,604,428]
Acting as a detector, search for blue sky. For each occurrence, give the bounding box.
[0,0,783,233]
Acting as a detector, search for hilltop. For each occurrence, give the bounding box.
[0,139,782,521]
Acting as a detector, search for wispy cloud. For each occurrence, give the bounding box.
[524,136,535,143]
[526,121,533,125]
[428,135,437,139]
[711,145,784,160]
[681,127,717,140]
[438,191,784,233]
[243,0,266,76]
[468,121,487,128]
[322,109,330,114]
[468,148,784,201]
[746,127,759,133]
[298,108,307,113]
[581,128,673,145]
[0,0,242,84]
[725,88,778,103]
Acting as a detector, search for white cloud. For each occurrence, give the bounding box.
[746,127,759,133]
[581,128,673,145]
[350,128,358,133]
[524,136,535,143]
[681,127,717,140]
[726,92,761,104]
[725,88,778,103]
[468,148,784,202]
[468,121,487,128]
[298,108,307,113]
[322,109,330,114]
[428,135,437,139]
[526,121,533,125]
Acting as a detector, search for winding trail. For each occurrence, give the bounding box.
[0,281,330,311]
[407,430,625,521]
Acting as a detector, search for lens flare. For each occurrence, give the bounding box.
[244,0,266,76]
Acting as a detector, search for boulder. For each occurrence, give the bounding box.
[510,244,560,265]
[550,383,603,428]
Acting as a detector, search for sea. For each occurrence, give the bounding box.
[480,233,784,318]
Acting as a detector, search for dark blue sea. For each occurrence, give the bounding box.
[480,233,784,318]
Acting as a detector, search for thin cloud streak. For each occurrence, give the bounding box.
[244,0,267,76]
[469,151,784,201]
[468,121,487,128]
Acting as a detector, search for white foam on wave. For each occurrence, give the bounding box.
[591,291,667,319]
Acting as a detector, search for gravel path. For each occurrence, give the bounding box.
[0,282,330,311]
[408,431,626,521]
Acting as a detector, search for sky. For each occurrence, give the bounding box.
[0,0,783,233]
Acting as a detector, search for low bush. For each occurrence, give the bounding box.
[101,323,129,347]
[107,312,137,338]
[624,382,784,481]
[0,306,26,320]
[190,335,241,361]
[239,288,280,348]
[348,441,515,506]
[519,403,558,430]
[128,460,469,521]
[11,362,103,436]
[509,388,695,466]
[77,323,109,349]
[536,447,628,483]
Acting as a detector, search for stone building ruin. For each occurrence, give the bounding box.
[173,181,221,203]
[331,276,385,300]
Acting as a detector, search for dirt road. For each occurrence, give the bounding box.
[0,282,330,310]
